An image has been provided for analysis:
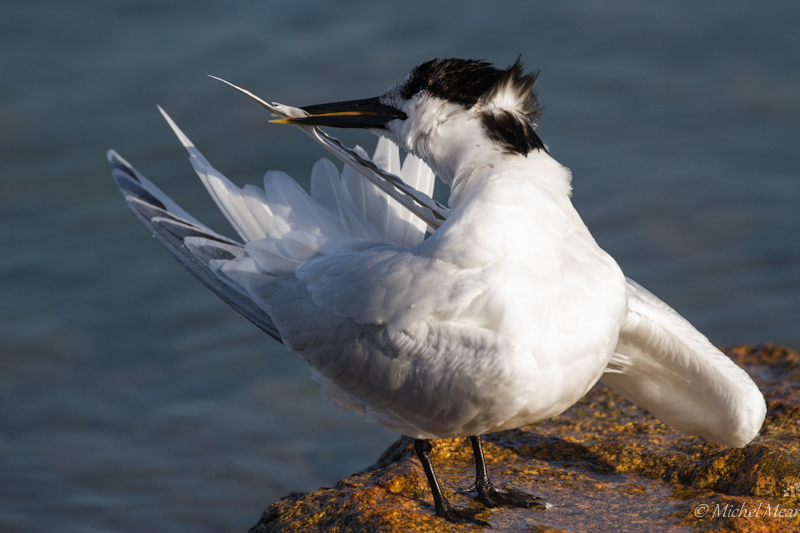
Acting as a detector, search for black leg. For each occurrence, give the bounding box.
[470,435,549,509]
[413,439,487,524]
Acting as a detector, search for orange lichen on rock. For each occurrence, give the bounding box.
[250,345,800,532]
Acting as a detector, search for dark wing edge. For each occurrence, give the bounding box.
[108,149,282,342]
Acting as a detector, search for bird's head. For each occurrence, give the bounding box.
[280,58,546,185]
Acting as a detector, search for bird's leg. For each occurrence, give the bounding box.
[413,439,486,524]
[470,435,549,509]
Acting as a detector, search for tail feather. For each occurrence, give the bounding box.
[371,136,401,176]
[240,184,275,234]
[369,138,399,239]
[159,106,270,242]
[158,106,434,258]
[120,107,438,292]
[262,170,340,240]
[309,158,351,231]
[205,76,449,232]
[340,147,371,227]
[395,147,435,247]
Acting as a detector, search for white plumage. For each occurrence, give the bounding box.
[603,278,765,447]
[110,58,766,521]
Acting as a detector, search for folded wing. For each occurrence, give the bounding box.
[602,278,766,447]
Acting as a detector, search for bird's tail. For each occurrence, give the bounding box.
[156,107,435,277]
[110,108,434,341]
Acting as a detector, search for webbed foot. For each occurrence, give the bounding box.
[476,484,550,509]
[436,501,489,525]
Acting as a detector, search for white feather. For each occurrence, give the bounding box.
[158,108,438,269]
[112,66,769,520]
[602,279,767,447]
[139,94,764,446]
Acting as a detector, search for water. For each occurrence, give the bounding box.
[1,1,798,531]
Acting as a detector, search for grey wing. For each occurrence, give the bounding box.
[108,149,282,342]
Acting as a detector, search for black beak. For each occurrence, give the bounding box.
[271,96,406,129]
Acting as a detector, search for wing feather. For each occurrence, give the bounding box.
[109,149,281,341]
[602,278,766,447]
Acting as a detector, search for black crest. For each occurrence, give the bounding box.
[402,58,545,155]
[402,59,504,107]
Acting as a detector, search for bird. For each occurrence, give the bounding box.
[109,58,767,524]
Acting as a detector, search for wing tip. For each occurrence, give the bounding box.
[157,106,196,151]
[108,150,142,184]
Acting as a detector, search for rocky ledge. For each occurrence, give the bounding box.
[251,345,800,532]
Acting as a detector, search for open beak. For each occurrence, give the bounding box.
[271,96,406,129]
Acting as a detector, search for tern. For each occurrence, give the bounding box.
[109,58,766,523]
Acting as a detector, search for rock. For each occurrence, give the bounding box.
[250,345,800,532]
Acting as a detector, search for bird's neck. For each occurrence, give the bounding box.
[446,148,573,211]
[420,146,587,276]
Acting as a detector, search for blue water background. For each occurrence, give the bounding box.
[1,1,798,531]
